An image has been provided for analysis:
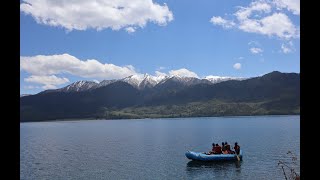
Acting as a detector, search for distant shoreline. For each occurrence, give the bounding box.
[20,114,300,123]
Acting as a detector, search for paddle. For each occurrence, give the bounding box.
[233,146,240,161]
[235,152,240,161]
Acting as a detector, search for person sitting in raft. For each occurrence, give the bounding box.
[224,142,234,154]
[213,143,222,154]
[221,142,228,154]
[209,143,216,154]
[234,142,240,155]
[204,143,215,155]
[225,142,233,154]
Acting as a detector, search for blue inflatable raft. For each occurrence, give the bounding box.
[185,150,243,161]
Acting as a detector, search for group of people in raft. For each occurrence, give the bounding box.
[205,142,240,155]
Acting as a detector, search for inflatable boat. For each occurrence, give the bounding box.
[185,150,243,161]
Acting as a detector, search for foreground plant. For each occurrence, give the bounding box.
[278,151,300,180]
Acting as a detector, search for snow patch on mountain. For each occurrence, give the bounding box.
[96,79,117,88]
[204,76,246,84]
[120,74,168,89]
[60,80,98,92]
[20,94,32,97]
[120,74,145,88]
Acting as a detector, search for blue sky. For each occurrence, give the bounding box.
[20,0,300,94]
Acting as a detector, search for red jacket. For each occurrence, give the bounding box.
[225,144,231,150]
[213,146,222,154]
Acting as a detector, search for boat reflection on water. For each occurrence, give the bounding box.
[186,160,242,178]
[186,160,242,169]
[186,160,242,179]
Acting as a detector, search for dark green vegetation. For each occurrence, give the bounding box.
[20,71,300,122]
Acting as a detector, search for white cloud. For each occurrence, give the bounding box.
[20,0,173,32]
[281,43,293,53]
[42,84,58,90]
[25,75,70,89]
[250,47,263,54]
[21,53,143,89]
[281,44,291,53]
[235,1,272,21]
[273,0,300,15]
[210,16,235,29]
[20,54,203,89]
[24,85,41,89]
[248,41,261,46]
[155,71,167,77]
[20,54,139,79]
[210,0,299,40]
[239,13,298,39]
[233,63,241,70]
[168,68,199,78]
[125,27,135,33]
[25,75,69,85]
[158,66,166,70]
[155,68,199,78]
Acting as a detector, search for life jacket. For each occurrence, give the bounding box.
[213,146,222,154]
[225,144,231,150]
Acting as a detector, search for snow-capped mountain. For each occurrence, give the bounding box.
[174,76,211,86]
[120,74,168,89]
[120,75,144,88]
[204,76,246,84]
[156,76,211,87]
[20,94,32,97]
[95,79,117,89]
[57,80,98,92]
[139,74,158,89]
[41,75,246,94]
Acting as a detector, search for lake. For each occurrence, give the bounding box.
[20,115,300,179]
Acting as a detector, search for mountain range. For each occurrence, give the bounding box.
[40,74,245,93]
[20,71,300,122]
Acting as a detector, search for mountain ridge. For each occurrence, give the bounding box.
[40,74,246,94]
[20,71,299,122]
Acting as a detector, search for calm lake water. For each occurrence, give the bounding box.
[20,115,300,179]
